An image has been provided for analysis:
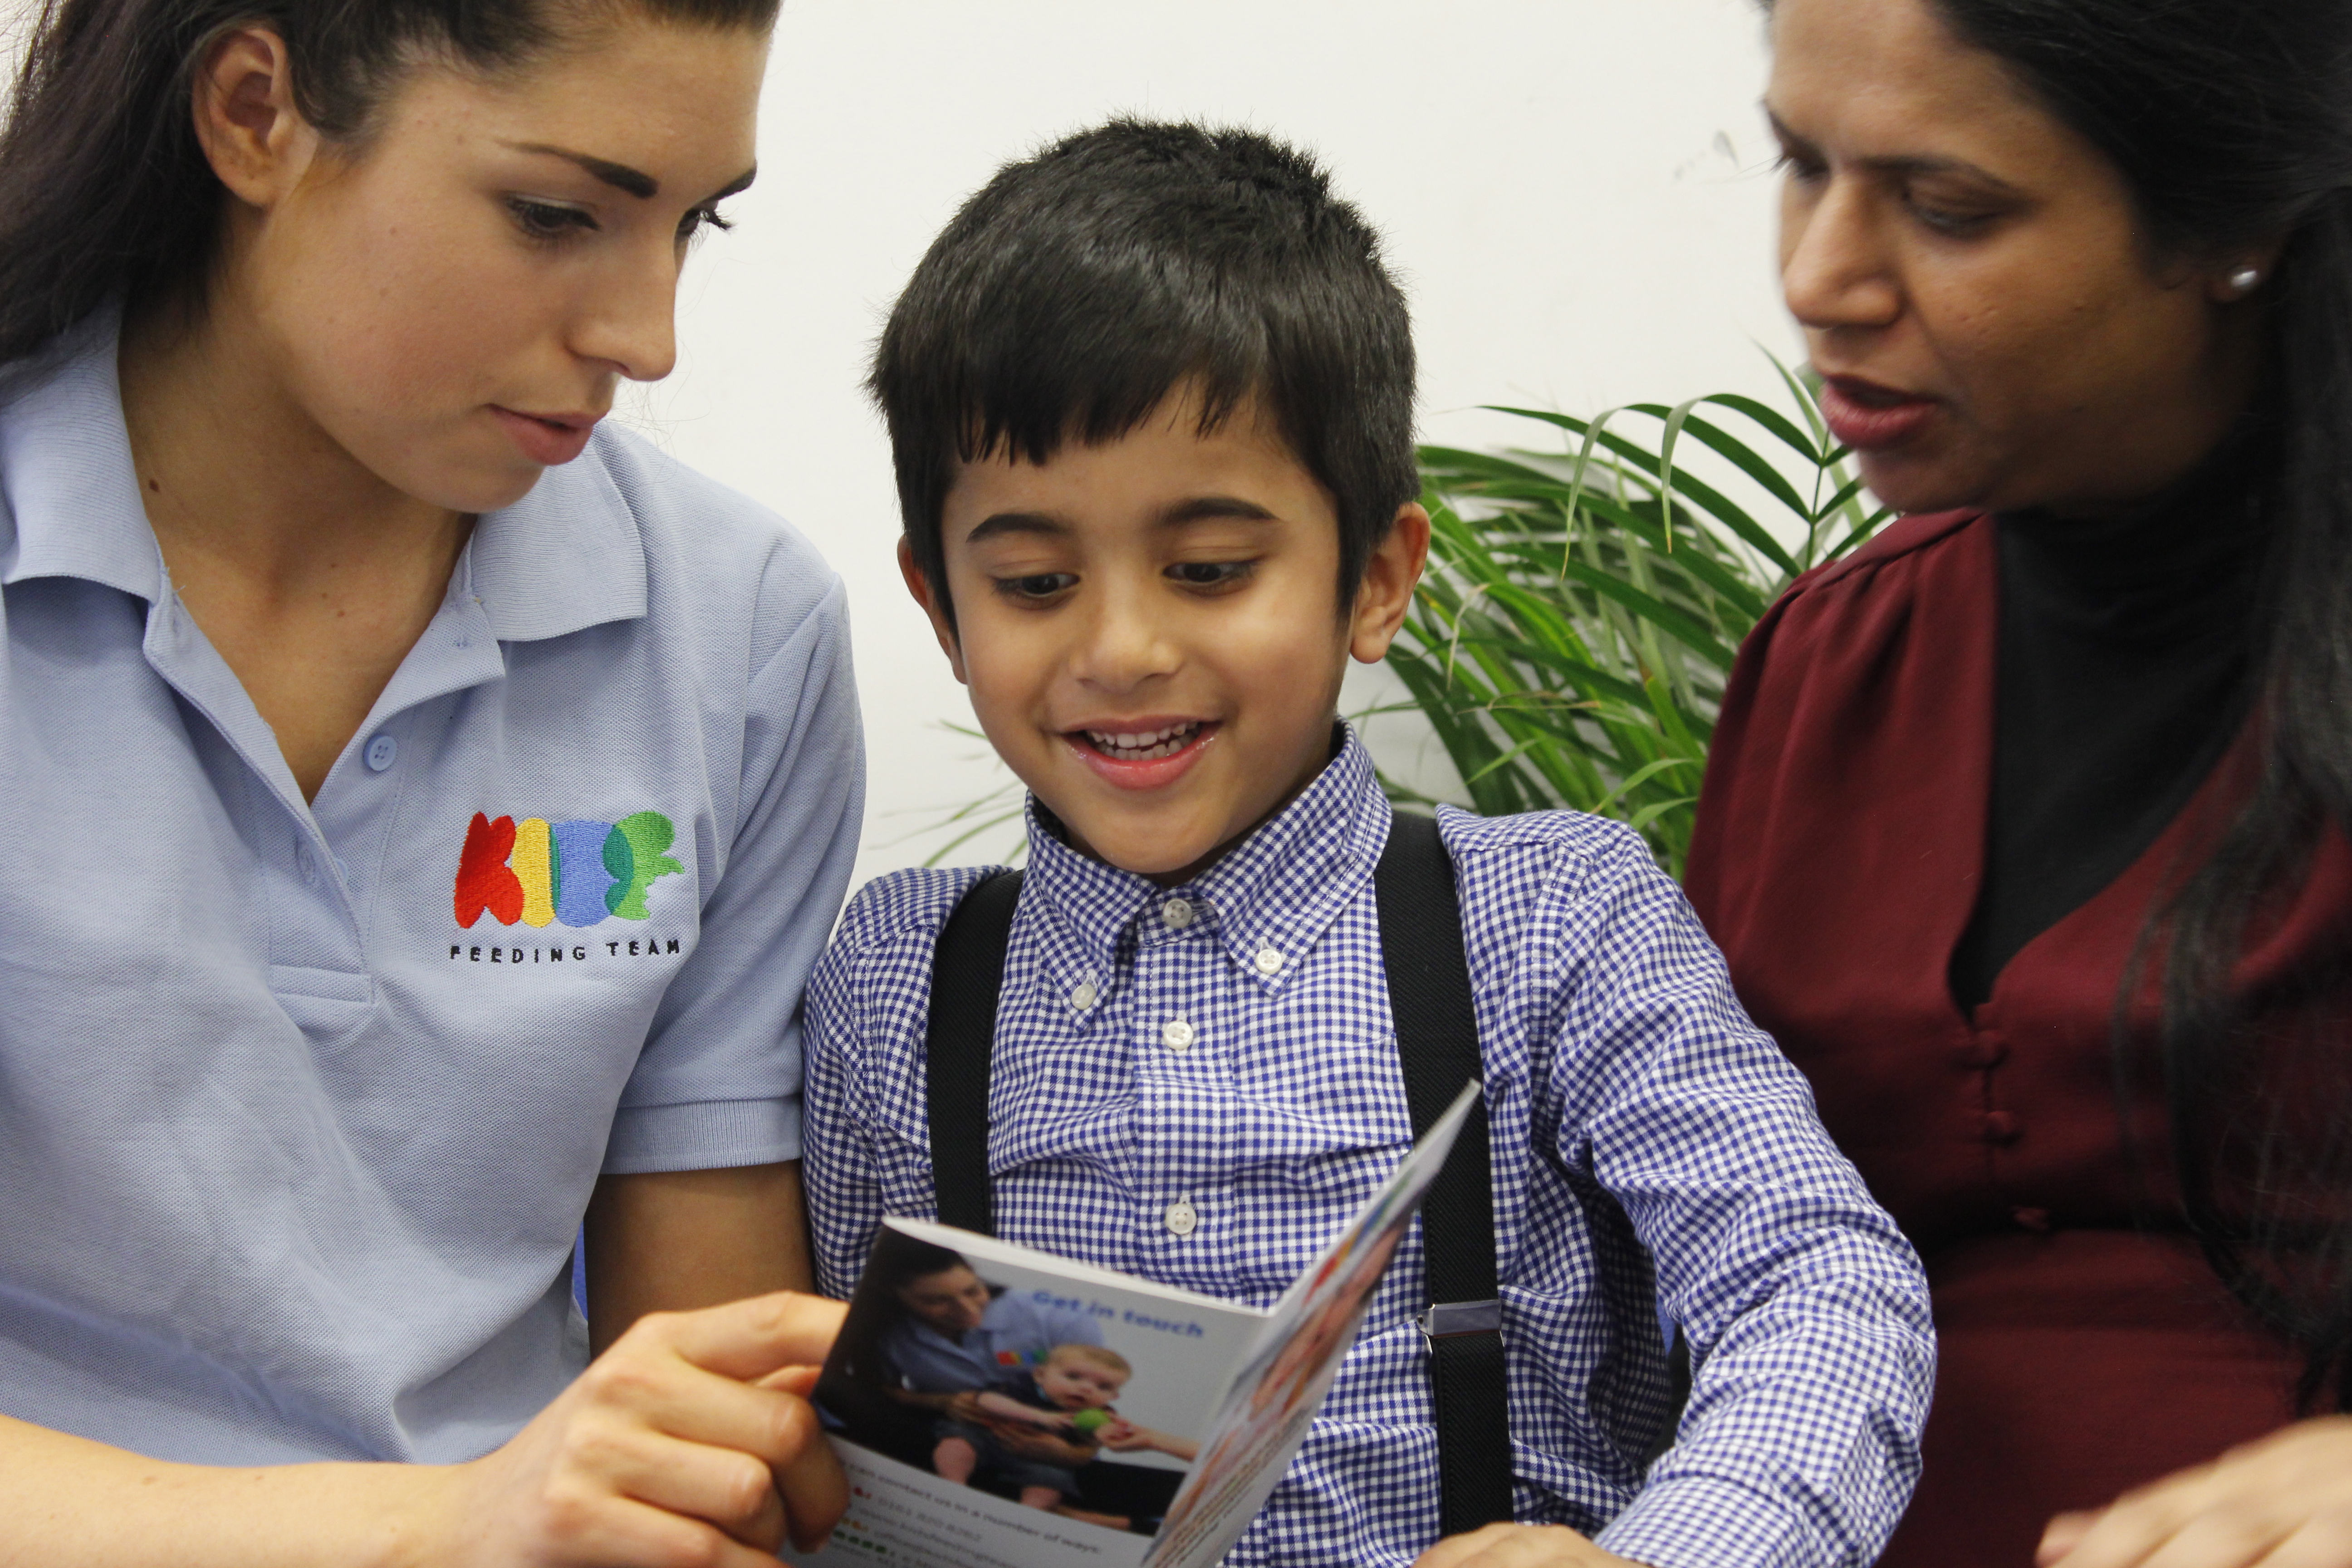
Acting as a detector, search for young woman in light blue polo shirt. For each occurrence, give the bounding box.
[0,0,862,1561]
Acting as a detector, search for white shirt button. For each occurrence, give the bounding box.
[1163,1197,1198,1237]
[295,844,317,886]
[1161,1018,1196,1052]
[364,734,397,772]
[1162,898,1195,929]
[1254,947,1285,975]
[1069,980,1098,1011]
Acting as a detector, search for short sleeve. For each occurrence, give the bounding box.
[602,573,864,1173]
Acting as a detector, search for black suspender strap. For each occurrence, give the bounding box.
[1375,810,1514,1536]
[924,868,1023,1237]
[922,817,1512,1537]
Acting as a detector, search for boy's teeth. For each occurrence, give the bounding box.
[1086,721,1200,759]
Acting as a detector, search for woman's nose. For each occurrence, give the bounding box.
[571,243,682,384]
[1780,177,1902,335]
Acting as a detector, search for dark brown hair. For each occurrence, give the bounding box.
[0,0,779,363]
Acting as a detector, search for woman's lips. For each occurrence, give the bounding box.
[491,407,598,466]
[1817,376,1942,452]
[1063,720,1219,792]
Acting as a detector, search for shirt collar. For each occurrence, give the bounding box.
[0,309,647,643]
[0,310,165,600]
[1020,724,1391,1009]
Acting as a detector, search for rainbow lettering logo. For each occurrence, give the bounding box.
[455,811,684,930]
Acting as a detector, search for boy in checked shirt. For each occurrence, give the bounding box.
[803,119,1934,1568]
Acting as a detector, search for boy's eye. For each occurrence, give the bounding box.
[1167,561,1253,588]
[996,572,1078,601]
[509,197,598,242]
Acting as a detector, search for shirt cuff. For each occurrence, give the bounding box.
[1594,1473,1814,1568]
[602,1095,803,1175]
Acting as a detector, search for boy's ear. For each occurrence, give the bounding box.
[898,536,970,685]
[1348,503,1431,666]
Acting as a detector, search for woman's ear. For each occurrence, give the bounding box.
[191,26,318,211]
[1348,502,1432,665]
[898,535,969,684]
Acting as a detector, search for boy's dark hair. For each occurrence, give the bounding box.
[869,118,1417,627]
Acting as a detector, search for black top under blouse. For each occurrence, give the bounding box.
[1948,437,2273,1010]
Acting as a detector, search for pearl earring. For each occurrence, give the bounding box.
[2229,265,2264,295]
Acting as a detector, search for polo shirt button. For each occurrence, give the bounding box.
[1070,980,1098,1011]
[296,844,317,886]
[1982,1110,2022,1145]
[364,735,397,771]
[1162,898,1195,929]
[1954,1038,2007,1070]
[1162,1018,1195,1053]
[1163,1197,1198,1237]
[1254,947,1284,975]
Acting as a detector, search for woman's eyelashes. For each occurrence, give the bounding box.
[505,196,735,248]
[507,196,598,243]
[677,206,734,244]
[1906,185,2004,238]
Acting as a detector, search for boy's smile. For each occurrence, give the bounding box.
[902,388,1426,885]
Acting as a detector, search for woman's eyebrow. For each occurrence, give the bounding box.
[1762,109,2022,194]
[504,141,660,197]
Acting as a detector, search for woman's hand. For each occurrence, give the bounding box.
[436,1291,849,1567]
[2040,1417,2352,1568]
[1414,1524,1648,1568]
[1097,1419,1199,1462]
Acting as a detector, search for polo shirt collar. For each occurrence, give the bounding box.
[466,431,646,643]
[0,310,165,601]
[1020,724,1390,1009]
[0,307,647,645]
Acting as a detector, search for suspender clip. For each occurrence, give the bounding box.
[1416,1299,1502,1339]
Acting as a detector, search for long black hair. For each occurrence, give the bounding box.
[0,0,779,365]
[1904,0,2352,1407]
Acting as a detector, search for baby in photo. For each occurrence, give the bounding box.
[938,1343,1197,1514]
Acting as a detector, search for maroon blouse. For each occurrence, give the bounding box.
[1685,510,2352,1567]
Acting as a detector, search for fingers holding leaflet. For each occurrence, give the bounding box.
[1413,1523,1643,1568]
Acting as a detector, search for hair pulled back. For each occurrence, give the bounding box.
[1901,0,2352,1407]
[0,0,777,364]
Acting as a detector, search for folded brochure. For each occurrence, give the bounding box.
[786,1081,1480,1568]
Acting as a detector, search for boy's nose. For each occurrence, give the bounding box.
[1069,590,1181,690]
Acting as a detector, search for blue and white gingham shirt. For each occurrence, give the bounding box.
[803,730,1932,1568]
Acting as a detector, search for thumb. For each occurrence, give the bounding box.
[2039,1510,2101,1566]
[645,1291,848,1382]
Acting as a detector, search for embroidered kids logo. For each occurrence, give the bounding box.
[454,811,683,929]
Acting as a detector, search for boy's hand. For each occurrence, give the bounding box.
[1415,1524,1649,1568]
[2038,1417,2352,1568]
[435,1291,849,1566]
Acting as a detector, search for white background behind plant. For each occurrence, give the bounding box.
[3,0,1801,891]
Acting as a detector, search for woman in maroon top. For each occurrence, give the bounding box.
[1686,3,2352,1568]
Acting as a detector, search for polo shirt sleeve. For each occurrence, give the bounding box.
[600,571,864,1174]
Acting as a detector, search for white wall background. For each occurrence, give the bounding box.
[0,0,1796,890]
[624,0,1798,894]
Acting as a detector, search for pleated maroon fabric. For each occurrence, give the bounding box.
[1686,509,2352,1567]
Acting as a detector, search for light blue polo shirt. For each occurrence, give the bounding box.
[0,319,864,1465]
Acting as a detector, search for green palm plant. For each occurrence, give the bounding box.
[1388,366,1889,879]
